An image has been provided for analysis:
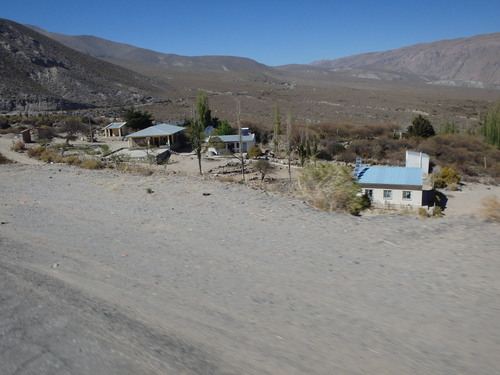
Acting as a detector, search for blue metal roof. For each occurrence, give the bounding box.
[207,134,255,143]
[356,166,423,186]
[125,123,185,138]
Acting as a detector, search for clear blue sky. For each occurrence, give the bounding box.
[3,0,499,66]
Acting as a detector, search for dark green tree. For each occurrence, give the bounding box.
[196,91,211,129]
[123,108,153,131]
[406,115,435,138]
[215,120,235,135]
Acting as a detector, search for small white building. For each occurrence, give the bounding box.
[206,128,256,155]
[357,166,424,207]
[103,122,129,137]
[406,151,430,176]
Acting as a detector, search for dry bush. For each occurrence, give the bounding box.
[27,146,46,158]
[297,162,369,215]
[11,140,25,152]
[480,196,500,222]
[80,159,103,169]
[40,150,64,163]
[63,155,81,166]
[253,159,276,181]
[247,146,263,158]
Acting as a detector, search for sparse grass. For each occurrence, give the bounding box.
[480,196,500,222]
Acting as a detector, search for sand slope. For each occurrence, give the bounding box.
[1,154,499,374]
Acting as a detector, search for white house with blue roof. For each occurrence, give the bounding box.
[356,166,424,207]
[205,128,256,155]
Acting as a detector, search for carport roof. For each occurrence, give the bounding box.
[125,123,185,138]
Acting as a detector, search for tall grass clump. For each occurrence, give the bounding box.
[297,162,370,215]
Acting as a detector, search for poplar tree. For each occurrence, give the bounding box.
[272,105,281,153]
[481,102,500,149]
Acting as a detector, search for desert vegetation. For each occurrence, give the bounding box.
[297,162,371,215]
[247,106,500,183]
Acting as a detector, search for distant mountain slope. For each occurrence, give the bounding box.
[28,25,274,74]
[0,19,167,113]
[312,33,500,88]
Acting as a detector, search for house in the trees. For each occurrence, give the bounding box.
[356,166,424,207]
[206,128,256,155]
[125,123,185,150]
[103,122,129,137]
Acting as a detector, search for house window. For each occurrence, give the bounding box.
[365,189,373,199]
[402,191,412,200]
[383,190,392,199]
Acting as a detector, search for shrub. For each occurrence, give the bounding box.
[433,167,461,189]
[254,159,275,181]
[432,206,443,217]
[418,207,429,217]
[80,159,103,169]
[27,146,46,158]
[247,146,263,158]
[40,150,63,163]
[11,140,25,152]
[63,155,81,165]
[480,196,500,222]
[297,162,369,215]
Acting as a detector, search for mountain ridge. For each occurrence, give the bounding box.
[27,24,500,88]
[311,33,500,88]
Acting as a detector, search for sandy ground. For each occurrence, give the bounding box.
[1,135,500,374]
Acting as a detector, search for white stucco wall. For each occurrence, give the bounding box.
[405,151,429,175]
[363,188,422,207]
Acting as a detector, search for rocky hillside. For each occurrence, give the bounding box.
[0,19,168,113]
[312,33,500,88]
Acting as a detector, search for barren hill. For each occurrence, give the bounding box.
[27,25,274,74]
[0,19,169,113]
[311,33,500,88]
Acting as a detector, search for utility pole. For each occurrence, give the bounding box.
[286,110,293,182]
[88,115,93,142]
